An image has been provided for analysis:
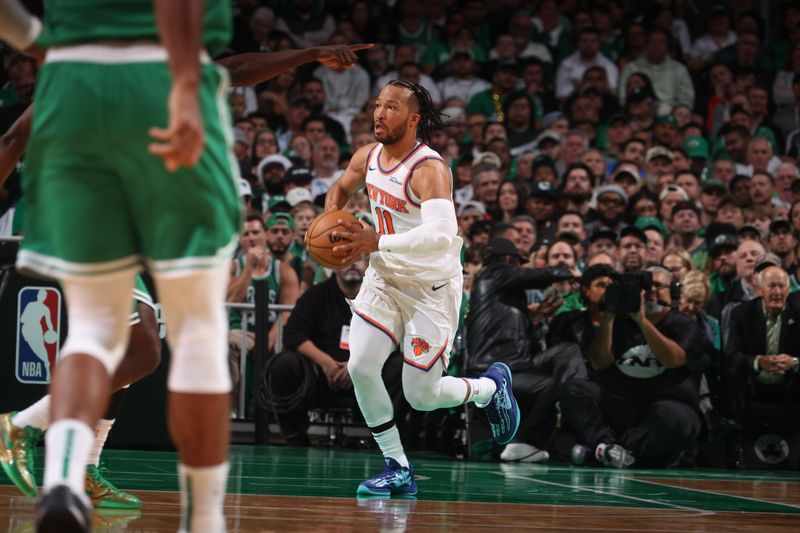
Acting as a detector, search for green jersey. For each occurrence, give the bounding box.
[288,240,307,282]
[229,255,281,331]
[37,0,232,56]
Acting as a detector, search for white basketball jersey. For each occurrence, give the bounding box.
[364,142,463,282]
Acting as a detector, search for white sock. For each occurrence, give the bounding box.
[373,425,409,468]
[11,395,51,430]
[43,419,93,505]
[465,378,497,408]
[88,419,114,467]
[178,462,228,533]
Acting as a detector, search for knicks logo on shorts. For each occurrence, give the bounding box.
[411,337,430,357]
[16,287,61,384]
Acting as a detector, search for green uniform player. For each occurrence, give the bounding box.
[7,1,240,531]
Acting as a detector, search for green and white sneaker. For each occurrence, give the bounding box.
[85,464,141,509]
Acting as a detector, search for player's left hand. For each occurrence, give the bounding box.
[331,218,379,264]
[149,80,205,172]
[316,43,374,69]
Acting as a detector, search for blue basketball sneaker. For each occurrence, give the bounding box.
[357,458,417,497]
[479,362,520,445]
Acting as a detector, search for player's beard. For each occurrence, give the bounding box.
[267,242,287,256]
[375,121,408,146]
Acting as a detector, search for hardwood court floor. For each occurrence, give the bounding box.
[2,446,800,531]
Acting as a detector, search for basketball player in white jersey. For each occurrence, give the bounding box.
[323,80,520,496]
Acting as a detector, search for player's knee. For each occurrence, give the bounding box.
[61,321,127,375]
[403,383,438,412]
[168,313,231,394]
[347,357,371,385]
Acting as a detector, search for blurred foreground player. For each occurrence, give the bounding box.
[4,1,241,531]
[324,80,520,496]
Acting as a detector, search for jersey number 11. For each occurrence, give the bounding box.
[374,207,395,235]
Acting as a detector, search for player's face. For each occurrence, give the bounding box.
[374,86,419,145]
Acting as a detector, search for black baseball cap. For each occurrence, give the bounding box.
[286,167,314,184]
[589,227,618,244]
[488,238,520,257]
[530,180,557,200]
[769,219,794,235]
[737,224,761,240]
[619,225,648,244]
[580,264,616,287]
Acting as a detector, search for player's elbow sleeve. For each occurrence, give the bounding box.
[379,198,457,255]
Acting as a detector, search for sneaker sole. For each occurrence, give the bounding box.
[356,484,418,497]
[37,487,90,533]
[0,460,37,498]
[357,484,391,497]
[493,363,521,445]
[93,498,142,510]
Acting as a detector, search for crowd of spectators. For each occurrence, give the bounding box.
[3,0,800,468]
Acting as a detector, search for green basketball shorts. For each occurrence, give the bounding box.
[17,44,242,280]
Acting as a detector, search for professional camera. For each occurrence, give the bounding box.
[599,271,653,314]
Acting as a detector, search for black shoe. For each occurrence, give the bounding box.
[36,485,90,533]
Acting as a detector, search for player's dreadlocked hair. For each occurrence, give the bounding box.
[388,79,445,144]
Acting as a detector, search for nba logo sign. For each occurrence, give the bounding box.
[16,287,61,384]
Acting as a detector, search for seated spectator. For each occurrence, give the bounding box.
[707,230,740,295]
[438,49,492,105]
[661,248,694,282]
[268,257,403,445]
[767,219,797,270]
[227,213,300,407]
[724,263,800,437]
[618,226,648,273]
[586,185,628,235]
[466,239,574,462]
[678,271,728,435]
[560,266,704,468]
[555,27,619,101]
[671,201,708,270]
[620,28,695,109]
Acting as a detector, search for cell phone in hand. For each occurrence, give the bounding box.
[541,286,558,301]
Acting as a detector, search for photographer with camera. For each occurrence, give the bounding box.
[559,266,704,468]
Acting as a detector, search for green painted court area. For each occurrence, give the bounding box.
[7,445,798,516]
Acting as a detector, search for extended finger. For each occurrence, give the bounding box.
[148,126,173,141]
[348,43,375,52]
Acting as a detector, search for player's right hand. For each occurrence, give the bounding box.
[149,81,205,172]
[316,44,374,69]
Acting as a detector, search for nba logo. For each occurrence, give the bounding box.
[15,287,61,384]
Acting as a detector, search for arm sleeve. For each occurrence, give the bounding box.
[378,198,458,256]
[0,0,41,51]
[500,267,575,292]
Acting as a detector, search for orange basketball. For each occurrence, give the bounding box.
[306,210,360,269]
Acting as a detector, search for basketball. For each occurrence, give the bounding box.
[44,330,58,344]
[306,210,360,269]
